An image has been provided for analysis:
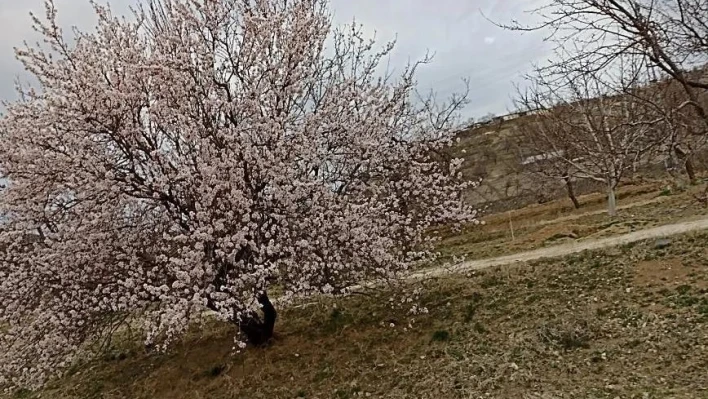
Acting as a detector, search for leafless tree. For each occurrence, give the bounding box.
[641,77,707,181]
[515,59,661,216]
[514,114,585,209]
[501,0,708,129]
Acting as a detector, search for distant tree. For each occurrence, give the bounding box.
[514,118,584,209]
[0,0,475,389]
[501,0,708,182]
[628,77,708,182]
[503,0,708,128]
[515,57,661,216]
[462,116,476,128]
[479,112,496,123]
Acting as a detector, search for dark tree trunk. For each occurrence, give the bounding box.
[238,292,277,346]
[696,185,708,208]
[563,173,581,209]
[203,248,277,346]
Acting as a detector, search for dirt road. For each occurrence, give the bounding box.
[410,215,708,281]
[278,216,708,306]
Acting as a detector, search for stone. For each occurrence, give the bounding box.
[654,238,671,249]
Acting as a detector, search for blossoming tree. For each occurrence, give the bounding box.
[0,0,475,389]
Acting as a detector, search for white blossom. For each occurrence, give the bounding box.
[0,0,476,390]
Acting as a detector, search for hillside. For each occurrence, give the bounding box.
[451,117,596,212]
[3,1,708,397]
[4,99,708,399]
[13,229,708,399]
[451,114,708,213]
[6,184,708,399]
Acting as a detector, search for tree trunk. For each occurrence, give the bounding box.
[563,173,581,209]
[697,185,708,208]
[204,253,277,346]
[607,181,617,217]
[238,292,277,346]
[684,158,696,184]
[674,146,697,183]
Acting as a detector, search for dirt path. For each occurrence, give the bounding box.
[279,215,708,306]
[410,215,708,281]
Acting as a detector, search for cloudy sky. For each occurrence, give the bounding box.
[0,0,552,121]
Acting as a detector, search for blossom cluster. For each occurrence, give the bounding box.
[0,0,476,389]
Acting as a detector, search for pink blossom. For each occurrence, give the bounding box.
[0,0,476,390]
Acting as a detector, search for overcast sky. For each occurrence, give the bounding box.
[0,0,552,121]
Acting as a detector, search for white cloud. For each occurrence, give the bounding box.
[483,36,496,44]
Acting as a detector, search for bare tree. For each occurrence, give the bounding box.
[502,0,708,130]
[613,70,708,181]
[514,115,584,209]
[515,60,660,216]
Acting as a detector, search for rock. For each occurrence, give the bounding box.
[654,238,672,249]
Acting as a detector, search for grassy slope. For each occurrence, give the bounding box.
[13,229,708,399]
[437,180,708,263]
[7,126,708,398]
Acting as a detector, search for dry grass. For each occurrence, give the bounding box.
[436,180,708,263]
[10,230,708,399]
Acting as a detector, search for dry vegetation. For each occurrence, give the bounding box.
[9,212,708,399]
[437,178,708,263]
